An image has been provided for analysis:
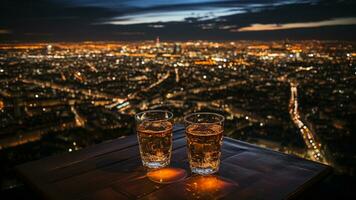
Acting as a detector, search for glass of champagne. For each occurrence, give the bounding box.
[184,112,224,175]
[135,110,174,169]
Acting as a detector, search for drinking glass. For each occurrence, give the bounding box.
[184,112,224,175]
[135,110,173,169]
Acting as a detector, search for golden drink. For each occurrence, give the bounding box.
[186,123,223,175]
[137,121,173,168]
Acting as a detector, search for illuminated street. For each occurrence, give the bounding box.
[289,82,329,164]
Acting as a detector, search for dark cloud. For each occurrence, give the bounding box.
[0,0,122,41]
[0,0,355,42]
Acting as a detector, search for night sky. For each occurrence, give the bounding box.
[0,0,356,42]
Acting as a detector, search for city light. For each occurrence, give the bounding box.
[0,40,354,195]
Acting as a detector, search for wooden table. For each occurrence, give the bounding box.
[16,125,332,200]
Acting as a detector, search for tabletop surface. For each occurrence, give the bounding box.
[16,125,332,200]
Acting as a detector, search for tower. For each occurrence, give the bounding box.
[173,43,181,54]
[156,36,160,48]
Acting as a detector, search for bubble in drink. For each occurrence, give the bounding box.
[137,121,173,168]
[186,124,223,175]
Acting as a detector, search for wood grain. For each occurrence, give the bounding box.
[16,124,332,200]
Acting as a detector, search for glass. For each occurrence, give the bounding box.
[135,110,173,169]
[184,112,224,175]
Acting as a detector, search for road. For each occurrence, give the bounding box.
[106,71,171,109]
[70,105,86,127]
[20,79,127,104]
[289,82,329,164]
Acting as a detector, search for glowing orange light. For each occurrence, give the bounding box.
[186,176,234,191]
[147,168,187,184]
[184,176,238,199]
[194,60,216,65]
[0,100,4,110]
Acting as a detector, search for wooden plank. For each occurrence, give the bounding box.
[138,174,239,200]
[139,138,331,200]
[46,136,188,199]
[16,125,185,200]
[18,125,185,172]
[42,129,186,183]
[79,188,129,200]
[16,125,184,177]
[110,141,244,199]
[110,145,190,199]
[16,125,332,200]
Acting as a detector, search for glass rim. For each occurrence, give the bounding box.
[184,112,225,125]
[135,110,173,122]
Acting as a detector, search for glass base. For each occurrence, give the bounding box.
[191,167,218,175]
[143,160,169,169]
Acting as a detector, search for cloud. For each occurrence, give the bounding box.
[0,29,11,34]
[105,8,244,25]
[95,0,306,25]
[1,0,356,41]
[234,17,356,32]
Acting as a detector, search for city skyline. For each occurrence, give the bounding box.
[1,0,356,42]
[0,1,355,198]
[0,40,353,165]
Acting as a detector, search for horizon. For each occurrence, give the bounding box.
[0,39,355,45]
[1,0,356,42]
